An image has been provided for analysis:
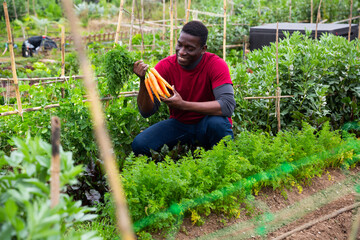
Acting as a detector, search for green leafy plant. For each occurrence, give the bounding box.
[0,135,100,239]
[103,45,135,96]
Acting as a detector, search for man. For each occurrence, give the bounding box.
[132,20,236,156]
[22,36,57,57]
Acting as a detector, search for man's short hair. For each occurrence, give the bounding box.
[181,21,208,47]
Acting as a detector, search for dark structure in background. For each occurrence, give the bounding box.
[22,36,58,57]
[249,23,359,51]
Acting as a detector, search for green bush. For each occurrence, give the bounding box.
[0,136,100,239]
[230,32,360,134]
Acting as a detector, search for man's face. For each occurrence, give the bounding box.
[175,32,207,67]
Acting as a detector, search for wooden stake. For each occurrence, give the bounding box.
[32,0,37,17]
[27,0,30,15]
[274,202,360,240]
[349,201,360,240]
[3,2,23,119]
[50,116,61,208]
[244,95,293,100]
[60,1,135,238]
[169,0,174,55]
[186,0,191,23]
[162,0,166,40]
[242,35,246,60]
[114,0,125,45]
[184,0,187,18]
[276,22,281,132]
[61,26,65,77]
[129,0,135,51]
[223,0,227,61]
[315,0,322,39]
[174,0,178,42]
[310,0,313,23]
[141,0,144,57]
[0,92,139,117]
[11,0,18,19]
[289,0,292,22]
[348,0,353,42]
[230,0,234,16]
[152,25,156,50]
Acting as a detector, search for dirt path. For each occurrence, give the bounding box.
[169,166,360,240]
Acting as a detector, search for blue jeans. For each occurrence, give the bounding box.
[131,116,234,156]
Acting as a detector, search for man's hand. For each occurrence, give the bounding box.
[162,86,223,115]
[161,87,184,109]
[133,60,149,79]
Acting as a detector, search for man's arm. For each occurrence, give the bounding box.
[161,84,235,116]
[133,60,159,117]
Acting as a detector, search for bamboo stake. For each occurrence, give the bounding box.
[315,0,322,39]
[169,0,174,55]
[289,0,292,22]
[276,22,281,132]
[32,0,37,17]
[61,26,65,77]
[174,0,178,41]
[0,92,139,117]
[223,0,227,60]
[186,0,191,23]
[162,0,166,40]
[349,200,360,240]
[242,35,246,60]
[114,0,125,45]
[50,116,61,208]
[27,0,30,15]
[332,15,360,24]
[244,95,293,100]
[60,0,135,239]
[348,0,353,42]
[152,25,156,50]
[310,0,313,23]
[129,0,135,51]
[3,2,23,119]
[11,0,18,19]
[184,0,187,18]
[21,26,26,40]
[140,0,144,58]
[0,75,86,82]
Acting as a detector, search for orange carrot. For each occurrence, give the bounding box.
[149,71,165,98]
[147,74,161,102]
[157,76,171,97]
[150,68,173,90]
[144,77,154,103]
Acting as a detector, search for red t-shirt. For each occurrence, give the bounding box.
[155,52,233,124]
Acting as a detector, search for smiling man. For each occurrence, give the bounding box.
[132,20,236,156]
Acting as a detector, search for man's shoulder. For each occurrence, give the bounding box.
[158,55,177,66]
[204,52,228,69]
[204,52,225,64]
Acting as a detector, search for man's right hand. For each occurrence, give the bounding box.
[133,60,149,79]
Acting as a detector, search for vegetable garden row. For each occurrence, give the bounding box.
[1,0,360,239]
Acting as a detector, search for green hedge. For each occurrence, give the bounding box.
[231,32,360,134]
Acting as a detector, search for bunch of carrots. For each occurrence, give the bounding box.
[144,68,174,103]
